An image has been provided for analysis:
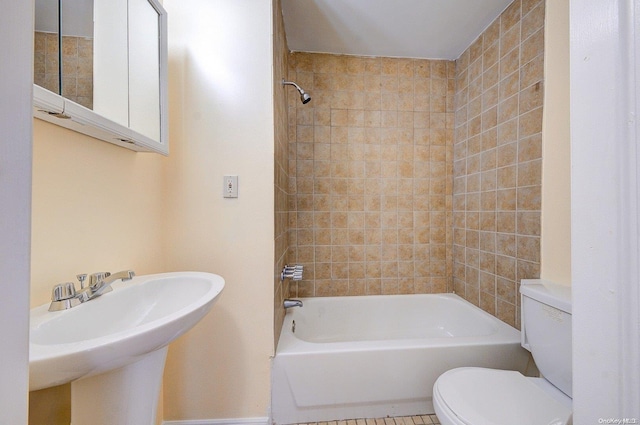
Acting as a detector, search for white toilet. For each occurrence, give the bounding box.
[433,279,573,425]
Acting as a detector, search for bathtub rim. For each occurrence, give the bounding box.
[276,292,522,355]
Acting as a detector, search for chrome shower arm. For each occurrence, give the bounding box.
[282,79,303,92]
[282,79,311,104]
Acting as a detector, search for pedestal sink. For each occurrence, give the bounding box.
[29,271,225,425]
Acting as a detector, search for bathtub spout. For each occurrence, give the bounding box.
[283,299,303,309]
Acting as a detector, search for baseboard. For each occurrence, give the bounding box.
[163,416,270,425]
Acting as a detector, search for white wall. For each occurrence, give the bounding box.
[162,0,276,420]
[571,0,640,419]
[0,1,32,422]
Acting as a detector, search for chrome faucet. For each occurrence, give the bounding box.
[283,299,303,309]
[49,270,135,311]
[281,264,304,281]
[81,270,136,300]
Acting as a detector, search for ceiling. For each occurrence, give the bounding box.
[281,0,514,60]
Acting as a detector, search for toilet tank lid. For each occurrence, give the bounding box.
[520,279,572,313]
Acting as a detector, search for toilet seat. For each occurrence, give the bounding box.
[433,367,572,425]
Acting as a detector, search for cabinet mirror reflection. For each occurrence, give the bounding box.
[34,0,94,109]
[33,0,166,152]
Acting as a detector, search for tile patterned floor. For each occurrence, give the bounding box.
[296,414,441,425]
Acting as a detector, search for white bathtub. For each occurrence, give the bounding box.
[272,294,530,424]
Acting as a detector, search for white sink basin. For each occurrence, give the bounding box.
[29,271,224,425]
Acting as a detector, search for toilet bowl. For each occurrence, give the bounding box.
[432,280,573,425]
[433,367,572,425]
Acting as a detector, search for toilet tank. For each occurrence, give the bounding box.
[520,279,572,398]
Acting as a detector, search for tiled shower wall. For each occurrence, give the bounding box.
[452,0,545,328]
[274,0,290,346]
[283,0,544,327]
[287,54,455,297]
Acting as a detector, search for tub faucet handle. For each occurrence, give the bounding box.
[281,264,304,281]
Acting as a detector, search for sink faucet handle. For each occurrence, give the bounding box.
[49,282,81,311]
[51,282,77,301]
[89,272,110,288]
[76,273,87,289]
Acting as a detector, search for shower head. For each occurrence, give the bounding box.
[282,80,311,104]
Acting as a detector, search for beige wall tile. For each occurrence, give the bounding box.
[453,0,544,327]
[290,52,454,296]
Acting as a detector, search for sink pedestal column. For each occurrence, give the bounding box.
[71,346,168,425]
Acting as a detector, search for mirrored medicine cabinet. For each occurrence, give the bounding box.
[33,0,168,154]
